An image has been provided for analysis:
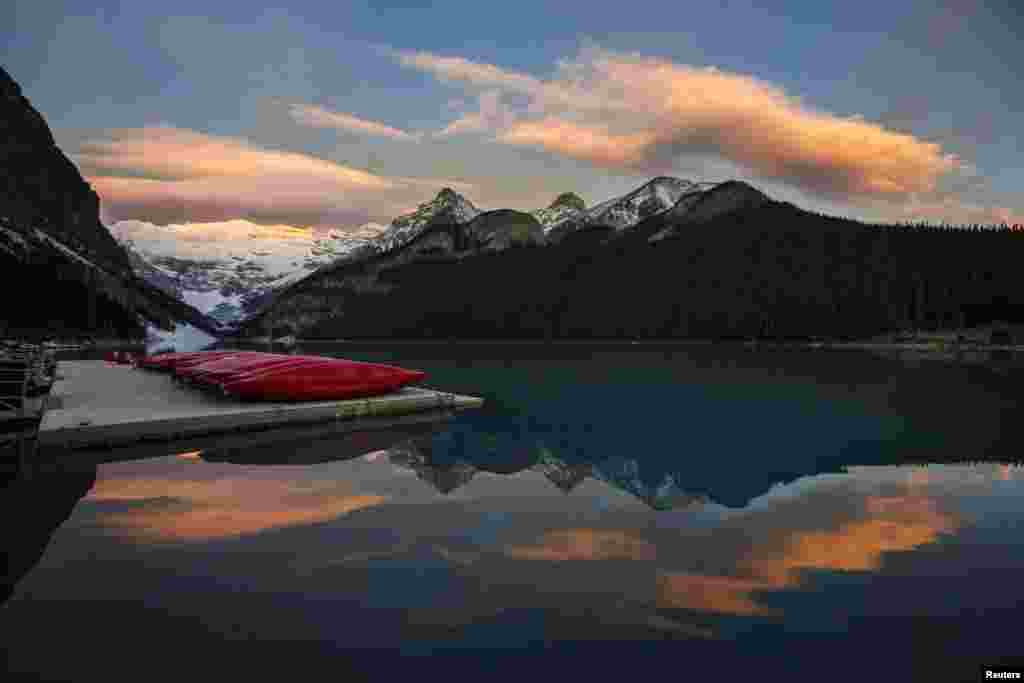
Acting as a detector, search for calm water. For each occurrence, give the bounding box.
[3,344,1024,680]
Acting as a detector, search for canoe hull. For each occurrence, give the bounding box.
[221,361,427,401]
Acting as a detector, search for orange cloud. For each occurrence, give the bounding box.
[289,104,422,141]
[505,528,657,561]
[659,493,957,616]
[657,573,777,616]
[86,475,386,541]
[499,118,652,167]
[397,47,962,203]
[393,49,540,92]
[78,126,474,227]
[749,497,956,584]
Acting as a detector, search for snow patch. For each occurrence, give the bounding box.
[145,322,218,354]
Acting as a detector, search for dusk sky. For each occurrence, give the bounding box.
[4,0,1022,253]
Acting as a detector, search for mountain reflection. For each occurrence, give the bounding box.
[1,463,96,603]
[381,432,719,509]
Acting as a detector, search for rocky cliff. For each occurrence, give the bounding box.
[0,66,218,339]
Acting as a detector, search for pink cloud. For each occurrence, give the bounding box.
[77,126,474,228]
[397,47,969,206]
[289,104,422,141]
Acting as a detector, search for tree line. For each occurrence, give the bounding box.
[257,202,1024,341]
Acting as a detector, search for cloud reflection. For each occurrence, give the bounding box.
[86,473,385,542]
[505,529,657,561]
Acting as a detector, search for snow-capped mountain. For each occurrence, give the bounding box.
[372,187,481,254]
[537,177,719,242]
[585,177,707,230]
[115,222,388,326]
[531,192,587,235]
[650,181,769,242]
[533,449,708,510]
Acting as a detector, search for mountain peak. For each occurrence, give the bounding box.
[371,187,480,254]
[549,192,586,211]
[0,66,22,97]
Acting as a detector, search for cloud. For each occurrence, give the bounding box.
[86,475,386,541]
[435,90,516,139]
[394,47,965,206]
[657,491,957,617]
[392,49,540,92]
[505,529,657,561]
[77,125,474,228]
[499,118,652,167]
[289,103,422,141]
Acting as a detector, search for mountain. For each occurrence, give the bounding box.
[537,177,716,243]
[531,192,587,236]
[117,222,388,327]
[649,180,769,242]
[386,438,479,494]
[1,463,97,604]
[588,457,708,511]
[239,187,545,332]
[238,170,1024,342]
[534,447,591,493]
[0,66,219,339]
[121,188,484,328]
[373,187,481,254]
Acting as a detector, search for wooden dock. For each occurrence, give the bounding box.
[37,361,483,455]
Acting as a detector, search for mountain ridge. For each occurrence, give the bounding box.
[0,66,219,339]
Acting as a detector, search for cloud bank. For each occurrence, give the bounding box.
[78,125,473,228]
[394,46,1024,225]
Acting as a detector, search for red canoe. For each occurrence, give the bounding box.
[208,357,350,387]
[221,359,427,401]
[170,351,255,370]
[178,353,296,381]
[191,355,326,386]
[173,352,277,377]
[138,352,210,370]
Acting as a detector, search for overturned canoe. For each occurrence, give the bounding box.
[177,353,299,382]
[140,351,237,371]
[189,355,325,386]
[220,359,427,401]
[137,352,206,370]
[172,352,277,377]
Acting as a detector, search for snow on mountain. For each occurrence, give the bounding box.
[531,192,587,235]
[650,180,769,242]
[584,177,705,231]
[536,178,720,242]
[112,221,389,326]
[144,321,218,354]
[373,188,480,254]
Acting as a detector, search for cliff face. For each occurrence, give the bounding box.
[0,66,218,338]
[0,68,130,275]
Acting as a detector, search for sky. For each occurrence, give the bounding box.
[4,0,1022,256]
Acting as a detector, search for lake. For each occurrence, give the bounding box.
[3,343,1023,681]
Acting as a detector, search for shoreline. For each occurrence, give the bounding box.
[221,337,1024,353]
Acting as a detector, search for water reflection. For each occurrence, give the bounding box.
[1,463,96,603]
[4,345,1024,679]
